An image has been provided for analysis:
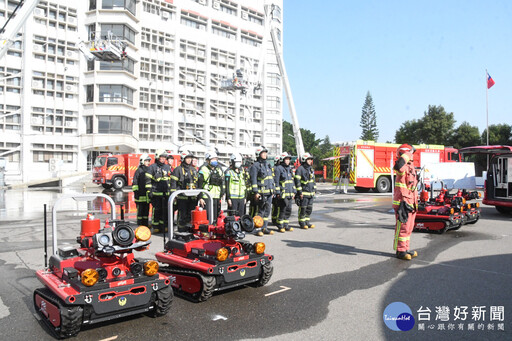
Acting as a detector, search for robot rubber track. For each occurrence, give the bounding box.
[33,287,83,339]
[159,266,216,302]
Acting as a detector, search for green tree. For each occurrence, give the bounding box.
[395,120,422,144]
[360,91,379,141]
[448,122,481,149]
[282,120,296,154]
[281,120,322,156]
[481,123,512,145]
[395,105,455,144]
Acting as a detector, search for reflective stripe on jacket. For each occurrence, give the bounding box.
[146,161,172,196]
[198,165,224,199]
[392,152,418,209]
[275,164,296,198]
[294,164,316,197]
[249,160,275,195]
[133,165,149,202]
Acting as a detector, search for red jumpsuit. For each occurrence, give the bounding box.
[392,152,418,252]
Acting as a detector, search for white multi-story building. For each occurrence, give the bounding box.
[0,0,284,184]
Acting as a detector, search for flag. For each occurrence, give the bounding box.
[487,72,495,89]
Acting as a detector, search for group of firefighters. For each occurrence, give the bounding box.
[131,146,317,236]
[132,142,418,259]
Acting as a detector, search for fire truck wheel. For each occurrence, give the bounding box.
[374,176,391,193]
[354,186,371,193]
[112,177,126,190]
[151,285,173,317]
[495,206,512,214]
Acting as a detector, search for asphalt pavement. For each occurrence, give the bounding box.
[0,183,511,340]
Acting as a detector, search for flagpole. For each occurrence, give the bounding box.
[486,69,489,170]
[486,69,489,146]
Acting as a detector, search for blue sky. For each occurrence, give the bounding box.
[281,0,512,144]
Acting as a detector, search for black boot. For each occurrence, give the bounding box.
[396,251,412,260]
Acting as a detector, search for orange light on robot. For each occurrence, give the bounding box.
[135,225,151,242]
[254,242,266,254]
[253,216,264,228]
[216,247,229,261]
[81,269,99,287]
[144,261,159,276]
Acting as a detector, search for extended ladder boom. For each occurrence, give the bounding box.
[0,0,41,59]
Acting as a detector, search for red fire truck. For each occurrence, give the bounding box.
[333,141,460,193]
[92,153,180,189]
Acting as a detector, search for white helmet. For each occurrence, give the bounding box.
[255,146,268,157]
[301,153,313,163]
[139,153,151,164]
[274,155,280,163]
[230,153,243,163]
[180,150,194,159]
[155,149,168,158]
[205,151,218,160]
[279,152,291,162]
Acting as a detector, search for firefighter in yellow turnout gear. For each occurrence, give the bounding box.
[224,153,247,217]
[198,151,225,220]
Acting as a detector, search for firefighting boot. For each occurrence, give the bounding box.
[396,251,412,260]
[299,223,308,229]
[407,250,418,258]
[262,228,274,235]
[276,224,285,233]
[307,223,315,229]
[284,224,294,232]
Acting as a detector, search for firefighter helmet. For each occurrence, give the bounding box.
[139,153,151,164]
[397,144,415,156]
[180,150,194,159]
[156,149,168,158]
[279,152,291,162]
[205,151,218,160]
[274,155,280,164]
[255,146,268,157]
[301,153,313,163]
[230,153,243,163]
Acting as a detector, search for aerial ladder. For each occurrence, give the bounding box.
[0,0,127,62]
[220,3,305,158]
[0,0,41,59]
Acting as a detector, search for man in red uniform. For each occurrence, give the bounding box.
[392,144,418,260]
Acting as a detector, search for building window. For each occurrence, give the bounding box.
[266,96,280,109]
[211,20,237,40]
[101,0,136,15]
[86,85,94,102]
[267,73,281,86]
[99,85,134,105]
[100,23,136,44]
[180,10,207,31]
[98,115,133,134]
[85,116,93,133]
[99,57,135,73]
[267,119,281,132]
